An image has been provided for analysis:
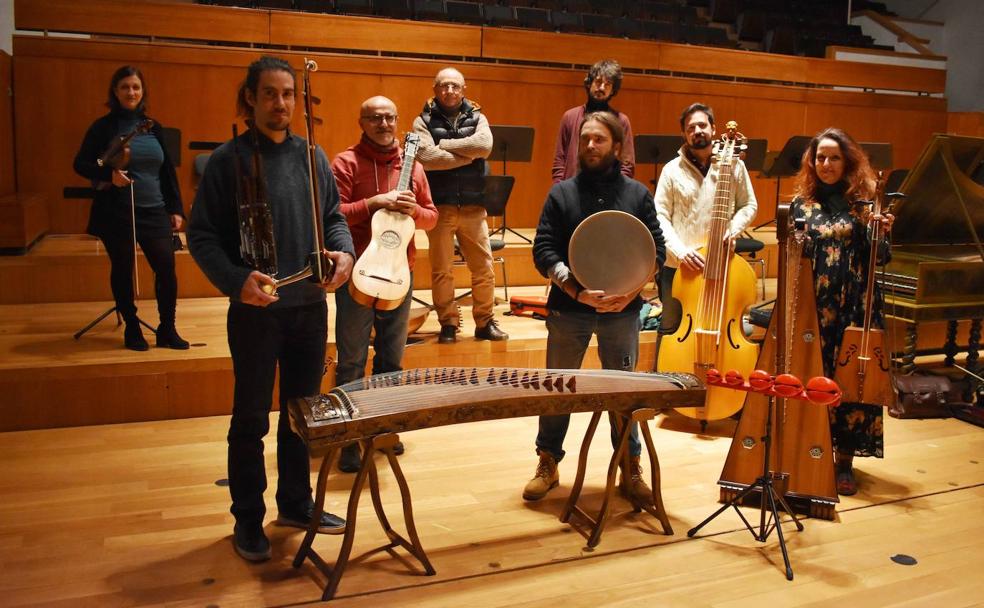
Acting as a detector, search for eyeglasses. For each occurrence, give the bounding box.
[360,114,398,124]
[436,82,463,93]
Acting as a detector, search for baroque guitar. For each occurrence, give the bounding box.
[349,133,421,310]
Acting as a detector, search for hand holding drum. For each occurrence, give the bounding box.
[568,210,658,313]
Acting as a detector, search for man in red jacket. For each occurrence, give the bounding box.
[331,96,439,472]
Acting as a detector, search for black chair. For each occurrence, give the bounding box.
[295,0,335,12]
[582,13,617,36]
[642,20,678,42]
[485,4,521,26]
[254,0,295,8]
[516,6,551,29]
[734,236,766,300]
[375,0,414,18]
[550,9,584,33]
[736,9,766,42]
[446,0,485,24]
[615,16,645,39]
[336,0,375,14]
[414,0,449,21]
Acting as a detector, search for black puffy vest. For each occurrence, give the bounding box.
[420,99,487,206]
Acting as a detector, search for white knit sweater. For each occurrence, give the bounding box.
[653,146,758,268]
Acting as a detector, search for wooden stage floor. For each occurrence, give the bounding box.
[1,405,982,606]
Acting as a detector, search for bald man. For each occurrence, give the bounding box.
[331,96,439,472]
[412,67,507,344]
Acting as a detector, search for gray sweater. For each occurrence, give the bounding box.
[188,128,354,308]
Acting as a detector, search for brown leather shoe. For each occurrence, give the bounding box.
[438,325,457,344]
[523,452,559,501]
[619,456,654,507]
[475,319,508,341]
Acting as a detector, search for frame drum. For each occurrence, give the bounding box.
[569,210,658,294]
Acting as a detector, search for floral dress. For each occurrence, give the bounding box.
[792,182,886,458]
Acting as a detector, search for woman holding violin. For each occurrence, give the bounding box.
[792,127,894,496]
[73,65,187,351]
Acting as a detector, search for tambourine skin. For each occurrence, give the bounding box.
[569,210,657,294]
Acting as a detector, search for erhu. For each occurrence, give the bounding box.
[833,171,893,407]
[233,58,334,295]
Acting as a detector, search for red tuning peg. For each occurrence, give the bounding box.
[805,376,842,406]
[773,373,804,397]
[748,369,774,392]
[724,370,745,386]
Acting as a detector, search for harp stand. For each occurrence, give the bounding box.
[293,432,435,601]
[687,389,802,581]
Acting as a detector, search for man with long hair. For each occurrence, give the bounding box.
[188,55,355,562]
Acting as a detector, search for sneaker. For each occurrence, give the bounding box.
[523,451,559,501]
[475,319,508,341]
[233,523,271,562]
[276,505,346,535]
[123,322,149,351]
[156,323,190,350]
[619,456,654,507]
[338,443,361,473]
[438,325,457,344]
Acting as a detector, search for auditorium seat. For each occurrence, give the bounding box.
[550,9,585,33]
[295,0,335,12]
[336,0,375,15]
[375,0,414,18]
[446,0,485,24]
[484,4,521,27]
[582,13,618,37]
[413,0,449,21]
[515,6,552,30]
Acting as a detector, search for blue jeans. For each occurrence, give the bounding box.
[334,277,413,386]
[535,308,643,462]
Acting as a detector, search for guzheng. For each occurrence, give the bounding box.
[289,367,705,450]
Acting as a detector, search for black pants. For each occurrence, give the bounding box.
[100,229,177,325]
[226,300,327,527]
[658,266,680,335]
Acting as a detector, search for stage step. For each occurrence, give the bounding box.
[0,192,49,253]
[0,229,547,305]
[0,289,660,431]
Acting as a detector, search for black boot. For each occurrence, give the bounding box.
[124,321,149,351]
[156,323,190,350]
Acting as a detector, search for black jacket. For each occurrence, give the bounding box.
[534,165,666,314]
[72,111,183,238]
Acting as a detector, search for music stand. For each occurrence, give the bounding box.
[64,186,156,340]
[488,125,534,243]
[634,134,682,191]
[860,142,893,171]
[758,135,811,228]
[740,138,768,172]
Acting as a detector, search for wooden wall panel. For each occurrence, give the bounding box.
[270,12,480,57]
[14,0,269,44]
[0,51,14,196]
[948,112,984,137]
[13,36,949,234]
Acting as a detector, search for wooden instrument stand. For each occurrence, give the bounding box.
[292,433,435,601]
[561,407,673,548]
[294,408,675,600]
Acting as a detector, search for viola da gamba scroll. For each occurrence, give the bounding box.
[659,121,760,423]
[288,367,705,452]
[718,204,837,520]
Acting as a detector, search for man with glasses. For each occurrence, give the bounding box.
[330,96,438,472]
[552,59,636,183]
[412,67,508,344]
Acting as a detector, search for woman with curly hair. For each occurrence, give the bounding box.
[792,127,894,496]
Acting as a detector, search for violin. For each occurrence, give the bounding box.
[94,118,154,191]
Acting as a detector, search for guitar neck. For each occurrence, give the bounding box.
[396,151,416,192]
